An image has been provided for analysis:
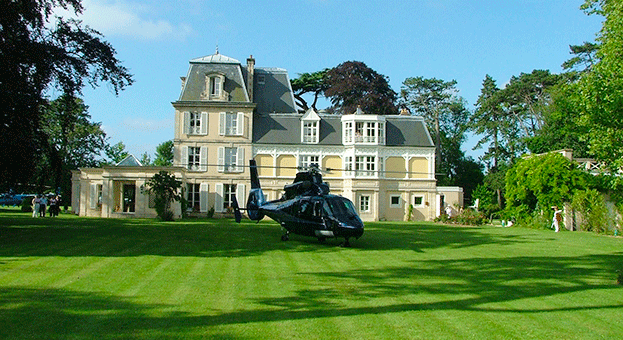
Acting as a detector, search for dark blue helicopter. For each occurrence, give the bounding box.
[233,159,364,247]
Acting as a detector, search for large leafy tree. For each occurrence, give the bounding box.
[500,70,562,140]
[400,77,467,171]
[575,0,623,171]
[324,61,397,115]
[39,94,107,195]
[0,0,133,190]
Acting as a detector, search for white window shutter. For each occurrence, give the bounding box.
[89,184,97,209]
[236,184,246,207]
[219,112,226,135]
[215,183,223,212]
[199,183,209,213]
[237,112,244,135]
[236,148,244,172]
[200,112,208,135]
[217,147,224,172]
[200,146,208,171]
[181,146,188,169]
[183,111,190,135]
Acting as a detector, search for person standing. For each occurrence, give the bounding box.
[32,195,40,218]
[551,206,563,232]
[40,195,48,217]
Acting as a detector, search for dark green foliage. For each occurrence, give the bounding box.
[20,197,34,213]
[141,171,182,221]
[0,0,133,189]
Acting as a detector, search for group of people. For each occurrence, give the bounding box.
[31,194,61,217]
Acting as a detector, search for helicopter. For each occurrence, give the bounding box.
[232,159,364,247]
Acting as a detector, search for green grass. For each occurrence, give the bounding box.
[1,208,622,339]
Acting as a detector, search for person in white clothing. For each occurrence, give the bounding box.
[551,206,563,232]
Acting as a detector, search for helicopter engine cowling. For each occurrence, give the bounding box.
[246,187,265,221]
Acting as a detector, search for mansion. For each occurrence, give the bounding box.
[72,52,463,221]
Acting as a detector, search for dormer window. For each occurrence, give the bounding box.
[342,113,386,145]
[301,108,321,144]
[203,73,226,101]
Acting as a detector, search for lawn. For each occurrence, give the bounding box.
[1,209,622,339]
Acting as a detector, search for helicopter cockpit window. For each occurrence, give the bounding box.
[323,197,357,217]
[298,200,315,218]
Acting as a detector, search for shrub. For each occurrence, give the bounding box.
[20,197,33,212]
[571,189,614,233]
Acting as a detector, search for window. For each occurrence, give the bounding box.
[218,147,244,173]
[224,147,237,172]
[189,112,201,135]
[210,77,221,96]
[390,195,401,208]
[257,75,266,84]
[220,112,243,136]
[302,121,318,143]
[342,117,386,145]
[223,184,237,211]
[413,196,424,206]
[204,74,225,100]
[344,122,353,143]
[359,195,370,212]
[355,156,376,177]
[187,183,200,212]
[188,147,200,170]
[300,155,319,169]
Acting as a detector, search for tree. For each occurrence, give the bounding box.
[500,70,562,140]
[525,83,591,158]
[154,140,174,167]
[0,0,133,189]
[104,142,129,165]
[400,77,466,171]
[290,70,329,112]
[139,152,152,166]
[472,75,513,169]
[324,61,397,115]
[505,152,588,223]
[575,0,623,171]
[39,94,107,196]
[562,41,600,75]
[141,171,182,221]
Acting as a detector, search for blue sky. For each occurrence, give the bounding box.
[56,0,603,161]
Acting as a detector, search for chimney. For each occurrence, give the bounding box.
[246,55,255,102]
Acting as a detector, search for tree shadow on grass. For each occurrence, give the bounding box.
[2,253,623,339]
[0,213,524,258]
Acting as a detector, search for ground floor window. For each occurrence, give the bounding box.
[187,183,200,212]
[359,195,370,212]
[122,184,136,213]
[223,184,237,211]
[413,196,424,207]
[390,195,401,208]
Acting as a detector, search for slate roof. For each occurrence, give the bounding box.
[179,56,249,102]
[253,113,434,147]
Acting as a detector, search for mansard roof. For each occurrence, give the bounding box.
[176,52,297,113]
[179,54,249,102]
